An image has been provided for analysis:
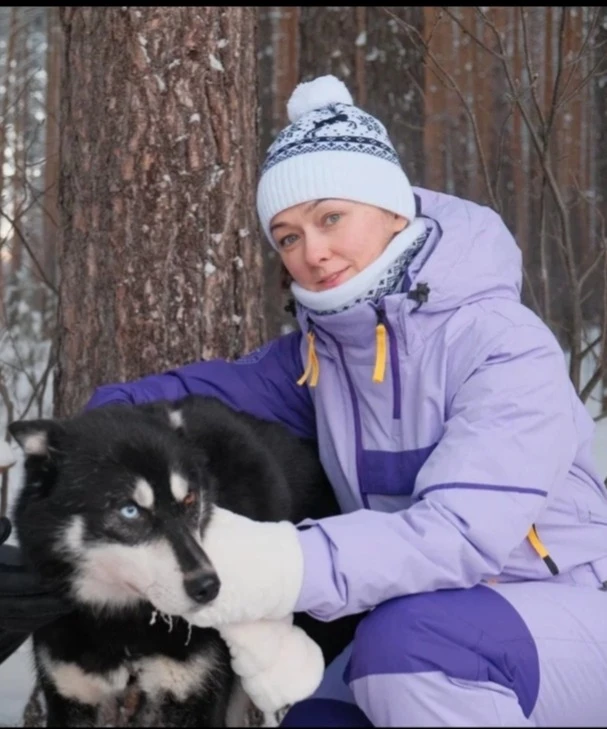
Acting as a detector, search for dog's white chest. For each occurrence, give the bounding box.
[39,647,130,705]
[132,653,217,702]
[38,647,216,707]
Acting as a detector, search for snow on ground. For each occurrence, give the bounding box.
[0,639,35,727]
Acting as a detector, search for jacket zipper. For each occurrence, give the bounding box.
[312,321,370,509]
[376,304,401,420]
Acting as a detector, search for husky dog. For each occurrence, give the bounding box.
[8,395,350,728]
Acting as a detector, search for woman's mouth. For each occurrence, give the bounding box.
[317,268,350,290]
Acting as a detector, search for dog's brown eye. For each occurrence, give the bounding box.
[184,491,196,506]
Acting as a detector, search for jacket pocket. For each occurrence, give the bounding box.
[360,444,437,496]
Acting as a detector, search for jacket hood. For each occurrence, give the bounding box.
[406,187,522,313]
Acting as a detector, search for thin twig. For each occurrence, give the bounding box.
[0,210,58,294]
[522,265,544,320]
[440,6,504,62]
[478,6,583,387]
[382,6,499,210]
[556,7,600,107]
[518,8,546,131]
[581,333,602,360]
[17,341,56,421]
[580,364,603,404]
[578,248,605,291]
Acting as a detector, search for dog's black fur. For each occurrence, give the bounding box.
[9,395,360,727]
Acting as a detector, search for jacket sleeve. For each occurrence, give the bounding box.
[294,322,578,620]
[84,331,316,440]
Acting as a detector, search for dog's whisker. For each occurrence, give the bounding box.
[185,622,193,647]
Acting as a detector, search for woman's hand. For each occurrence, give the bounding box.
[187,507,305,627]
[219,618,325,714]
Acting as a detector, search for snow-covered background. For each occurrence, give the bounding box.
[0,640,35,726]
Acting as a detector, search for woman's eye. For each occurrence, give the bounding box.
[325,213,341,226]
[279,234,299,249]
[120,503,141,520]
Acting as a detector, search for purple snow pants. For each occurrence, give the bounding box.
[281,575,607,727]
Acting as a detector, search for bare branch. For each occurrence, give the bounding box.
[0,210,58,294]
[580,363,603,404]
[544,7,568,139]
[581,333,602,360]
[477,5,584,385]
[491,106,514,197]
[518,8,546,131]
[440,7,504,62]
[522,265,544,320]
[381,6,499,210]
[578,248,605,291]
[557,7,601,106]
[17,340,55,421]
[557,52,607,112]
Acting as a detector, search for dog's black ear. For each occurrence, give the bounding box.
[7,419,65,459]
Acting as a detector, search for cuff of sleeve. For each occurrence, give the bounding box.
[294,525,335,616]
[84,387,132,411]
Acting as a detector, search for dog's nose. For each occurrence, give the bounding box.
[184,572,220,604]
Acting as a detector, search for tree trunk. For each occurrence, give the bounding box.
[258,6,302,336]
[0,8,19,322]
[0,7,19,221]
[55,6,264,418]
[8,12,29,326]
[596,6,607,413]
[38,6,61,334]
[25,6,263,726]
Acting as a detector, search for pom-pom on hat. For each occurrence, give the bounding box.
[257,75,416,248]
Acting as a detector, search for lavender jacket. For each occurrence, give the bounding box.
[86,187,607,621]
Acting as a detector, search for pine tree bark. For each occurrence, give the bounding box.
[596,6,607,414]
[0,8,19,322]
[42,7,61,299]
[55,6,263,418]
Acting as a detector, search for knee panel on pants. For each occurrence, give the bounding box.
[345,585,540,718]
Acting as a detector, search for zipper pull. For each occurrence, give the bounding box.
[527,524,559,576]
[373,308,388,384]
[297,321,320,387]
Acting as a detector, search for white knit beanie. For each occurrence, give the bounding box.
[256,75,416,248]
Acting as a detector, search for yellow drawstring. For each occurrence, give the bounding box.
[297,332,320,388]
[372,323,387,384]
[296,319,388,387]
[527,524,559,575]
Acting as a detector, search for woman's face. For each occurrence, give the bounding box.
[270,199,408,292]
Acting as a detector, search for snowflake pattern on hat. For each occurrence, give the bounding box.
[262,103,401,174]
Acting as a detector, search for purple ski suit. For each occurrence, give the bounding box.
[87,188,607,727]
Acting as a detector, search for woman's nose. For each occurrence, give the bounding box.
[303,233,331,266]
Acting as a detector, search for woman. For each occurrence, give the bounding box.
[86,75,607,726]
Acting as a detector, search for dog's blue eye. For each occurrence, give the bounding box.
[120,504,140,520]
